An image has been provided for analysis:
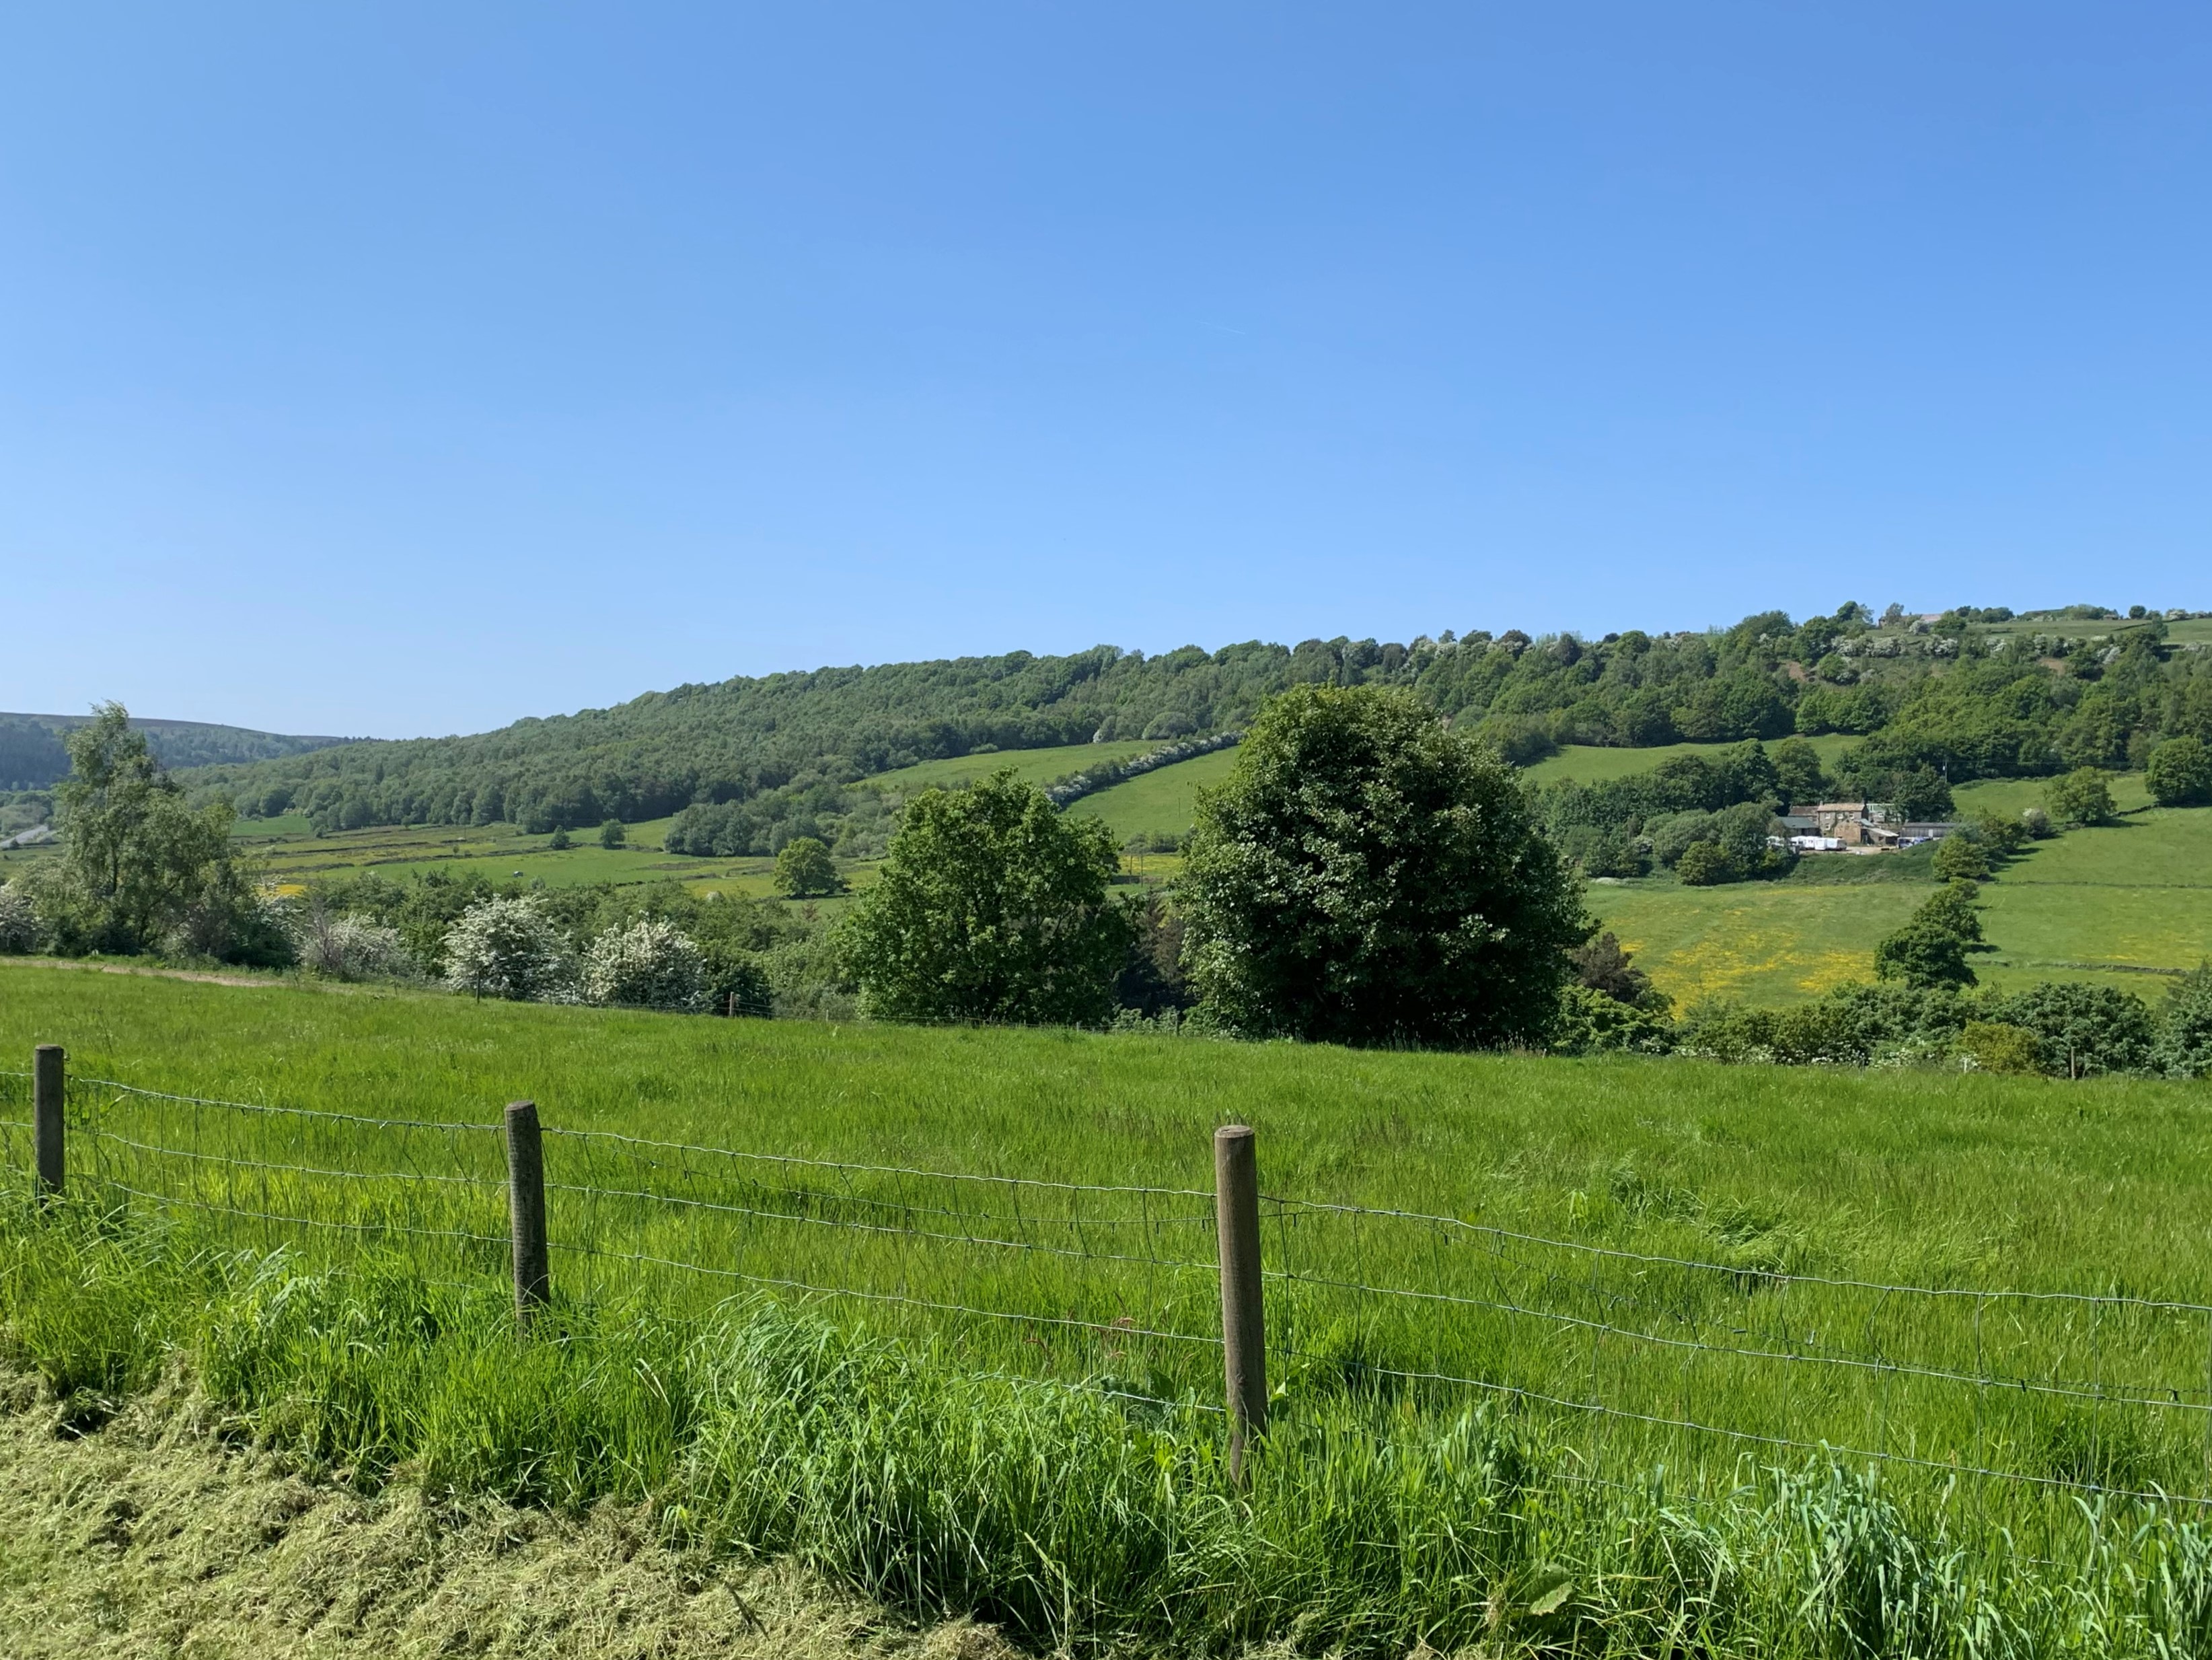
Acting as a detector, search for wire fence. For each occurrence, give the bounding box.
[15,1064,2212,1519]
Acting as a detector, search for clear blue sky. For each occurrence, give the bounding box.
[5,5,2209,738]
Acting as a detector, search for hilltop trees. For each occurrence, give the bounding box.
[840,772,1132,1025]
[1179,685,1586,1047]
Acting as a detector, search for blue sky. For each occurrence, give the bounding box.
[5,4,2209,738]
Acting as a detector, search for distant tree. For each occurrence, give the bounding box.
[1931,836,1991,882]
[2046,768,2116,826]
[599,819,627,849]
[2154,962,2212,1079]
[1875,921,1977,990]
[1771,737,1829,805]
[582,918,708,1012]
[1674,840,1737,887]
[548,825,573,851]
[1875,881,1983,990]
[1958,1020,2041,1075]
[774,836,846,898]
[2146,736,2212,807]
[1979,981,2155,1077]
[840,771,1130,1025]
[1179,684,1586,1047]
[42,702,270,959]
[1113,892,1189,1017]
[0,882,38,953]
[443,896,572,1000]
[1571,931,1664,1009]
[2020,805,2055,840]
[1972,811,2028,857]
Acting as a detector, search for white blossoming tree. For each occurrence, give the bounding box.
[581,918,708,1013]
[443,896,572,1001]
[0,882,39,953]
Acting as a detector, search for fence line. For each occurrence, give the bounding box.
[29,1062,2212,1514]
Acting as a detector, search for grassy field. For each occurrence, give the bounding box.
[857,739,1159,796]
[223,815,834,901]
[8,966,2212,1650]
[1069,745,1241,844]
[1590,774,2212,1007]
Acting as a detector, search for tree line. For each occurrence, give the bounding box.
[130,602,2212,846]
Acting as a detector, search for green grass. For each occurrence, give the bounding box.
[7,968,2212,1652]
[858,740,1161,796]
[1591,774,2212,1007]
[1068,746,1241,844]
[222,816,873,901]
[1520,734,1857,790]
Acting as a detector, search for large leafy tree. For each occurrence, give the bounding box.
[840,771,1132,1025]
[1179,685,1587,1047]
[48,703,262,956]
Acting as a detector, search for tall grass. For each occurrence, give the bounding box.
[9,965,2212,1650]
[14,1196,2212,1657]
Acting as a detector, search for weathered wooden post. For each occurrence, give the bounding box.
[33,1044,64,1202]
[505,1100,550,1324]
[1214,1123,1266,1485]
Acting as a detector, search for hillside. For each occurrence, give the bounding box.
[164,603,2212,854]
[0,711,355,790]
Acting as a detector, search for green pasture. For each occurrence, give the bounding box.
[1520,733,1855,790]
[858,739,1158,797]
[223,815,867,901]
[6,963,2212,1520]
[1069,745,1241,844]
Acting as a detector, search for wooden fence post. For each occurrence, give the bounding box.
[33,1045,64,1202]
[1214,1123,1266,1485]
[505,1100,550,1324]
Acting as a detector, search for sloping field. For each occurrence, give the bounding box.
[1591,774,2211,1007]
[1068,745,1240,843]
[856,739,1158,795]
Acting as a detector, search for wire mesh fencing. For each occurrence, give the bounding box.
[22,1064,2212,1527]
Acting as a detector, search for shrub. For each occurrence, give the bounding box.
[598,819,626,849]
[548,825,573,851]
[291,907,413,981]
[2153,962,2212,1079]
[0,881,38,953]
[2146,736,2212,807]
[582,918,709,1012]
[1552,984,1674,1055]
[1931,836,1990,882]
[1972,811,2028,857]
[1958,1021,2041,1075]
[1674,841,1737,886]
[1977,982,2155,1077]
[2020,806,2054,840]
[2045,768,2115,828]
[443,896,573,1001]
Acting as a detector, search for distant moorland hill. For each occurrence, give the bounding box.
[141,602,2212,848]
[0,711,357,791]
